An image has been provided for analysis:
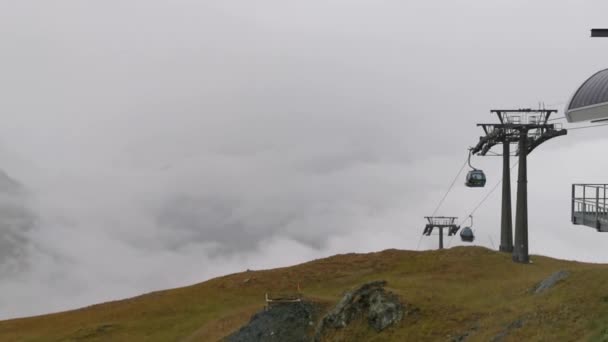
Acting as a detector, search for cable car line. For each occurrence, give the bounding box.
[447,119,607,249]
[487,234,496,249]
[420,115,604,250]
[431,156,469,217]
[547,116,565,121]
[446,161,519,248]
[460,121,607,225]
[417,156,467,251]
[418,153,473,251]
[420,151,490,250]
[422,99,608,252]
[463,161,518,223]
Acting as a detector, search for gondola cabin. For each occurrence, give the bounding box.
[460,227,475,242]
[465,170,486,187]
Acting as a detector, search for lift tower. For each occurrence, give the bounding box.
[500,130,513,254]
[423,216,460,250]
[471,109,567,263]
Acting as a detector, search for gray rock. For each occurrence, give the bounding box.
[368,289,403,331]
[226,301,318,342]
[315,280,405,340]
[491,317,528,342]
[534,270,570,294]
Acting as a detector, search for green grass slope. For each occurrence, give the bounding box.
[2,246,608,341]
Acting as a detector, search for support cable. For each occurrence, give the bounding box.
[417,154,469,251]
[431,155,469,217]
[416,231,424,251]
[487,234,496,249]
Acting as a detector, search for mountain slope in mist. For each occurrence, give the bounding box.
[0,170,35,275]
[1,247,607,341]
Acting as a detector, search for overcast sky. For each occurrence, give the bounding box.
[1,0,608,319]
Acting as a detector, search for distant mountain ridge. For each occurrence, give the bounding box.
[0,169,35,274]
[0,169,24,195]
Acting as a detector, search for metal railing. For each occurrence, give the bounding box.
[425,216,457,226]
[572,184,608,229]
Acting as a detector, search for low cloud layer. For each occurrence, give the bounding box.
[1,0,608,319]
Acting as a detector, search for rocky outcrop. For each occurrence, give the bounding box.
[367,284,404,331]
[315,280,406,340]
[226,301,318,342]
[534,270,570,294]
[228,281,408,342]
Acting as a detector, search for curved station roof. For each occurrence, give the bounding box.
[566,69,608,123]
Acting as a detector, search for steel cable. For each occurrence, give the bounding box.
[431,156,469,217]
[416,155,469,250]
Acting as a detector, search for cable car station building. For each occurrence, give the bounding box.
[566,69,608,123]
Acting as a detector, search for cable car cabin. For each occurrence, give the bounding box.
[460,227,475,242]
[465,170,486,187]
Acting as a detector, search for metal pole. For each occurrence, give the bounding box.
[597,187,600,229]
[571,184,575,224]
[513,129,529,263]
[583,185,587,225]
[439,227,444,250]
[500,140,513,253]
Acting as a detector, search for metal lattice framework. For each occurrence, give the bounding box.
[470,109,567,264]
[471,109,566,157]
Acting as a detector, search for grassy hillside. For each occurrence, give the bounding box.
[2,246,608,341]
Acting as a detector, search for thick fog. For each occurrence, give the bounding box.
[1,0,608,319]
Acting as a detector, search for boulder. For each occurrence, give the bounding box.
[227,301,317,342]
[315,280,405,340]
